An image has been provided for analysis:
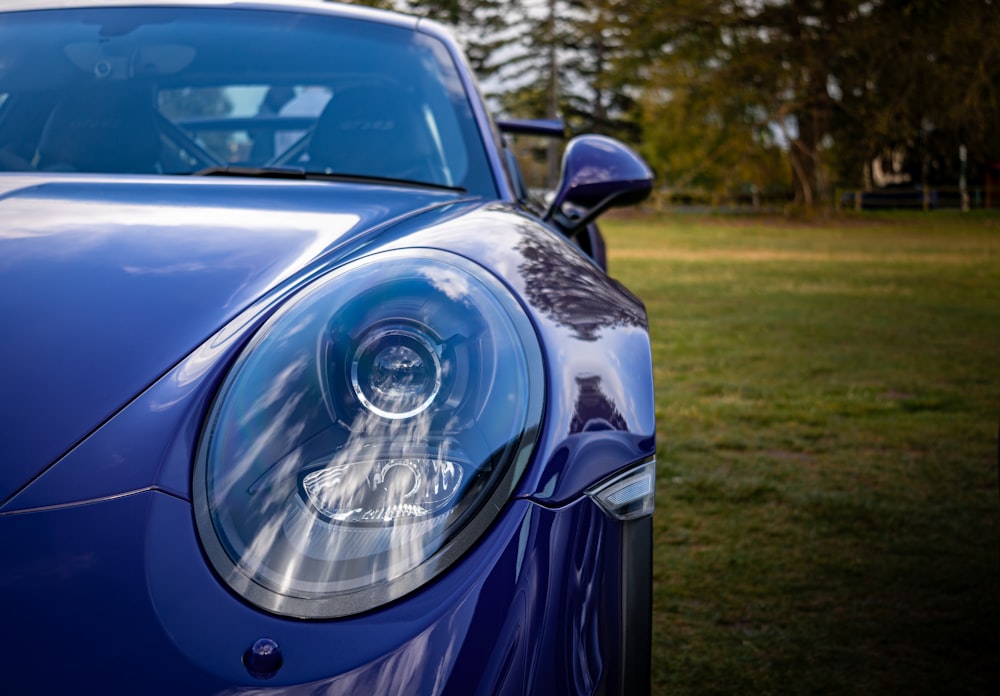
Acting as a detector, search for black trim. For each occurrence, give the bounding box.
[618,515,653,696]
[496,118,565,138]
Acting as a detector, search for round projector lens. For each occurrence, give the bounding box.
[351,326,442,419]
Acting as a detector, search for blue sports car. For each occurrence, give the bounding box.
[0,1,656,693]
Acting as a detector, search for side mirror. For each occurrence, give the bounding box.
[544,135,653,234]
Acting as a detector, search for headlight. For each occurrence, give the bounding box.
[193,250,544,618]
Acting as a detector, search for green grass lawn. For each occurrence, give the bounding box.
[602,211,1000,695]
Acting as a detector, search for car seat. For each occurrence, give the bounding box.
[307,83,439,185]
[35,82,163,174]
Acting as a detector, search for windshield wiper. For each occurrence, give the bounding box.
[190,166,467,193]
[192,166,309,179]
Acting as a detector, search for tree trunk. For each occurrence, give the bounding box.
[545,0,560,189]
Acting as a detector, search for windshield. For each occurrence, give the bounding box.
[0,6,496,195]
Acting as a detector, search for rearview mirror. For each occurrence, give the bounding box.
[544,135,653,234]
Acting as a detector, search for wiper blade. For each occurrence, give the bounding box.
[192,166,308,179]
[190,165,467,193]
[304,170,467,193]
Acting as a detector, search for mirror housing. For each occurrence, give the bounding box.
[544,135,653,234]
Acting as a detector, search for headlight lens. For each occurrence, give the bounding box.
[194,250,543,618]
[350,325,442,420]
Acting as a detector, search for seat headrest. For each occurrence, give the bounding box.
[308,84,435,182]
[37,83,162,174]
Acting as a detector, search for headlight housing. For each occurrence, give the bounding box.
[194,250,544,618]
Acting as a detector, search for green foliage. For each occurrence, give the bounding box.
[338,0,395,9]
[346,1,1000,204]
[603,211,1000,694]
[452,1,635,142]
[344,0,516,77]
[636,67,790,201]
[619,0,1000,201]
[832,0,1000,186]
[619,1,866,206]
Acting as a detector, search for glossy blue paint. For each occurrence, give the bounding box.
[548,134,655,213]
[0,185,653,691]
[376,203,657,498]
[0,486,628,693]
[2,190,654,512]
[0,176,467,504]
[0,1,656,692]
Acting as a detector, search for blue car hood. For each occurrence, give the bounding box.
[0,175,467,503]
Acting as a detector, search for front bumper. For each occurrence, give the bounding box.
[0,478,649,695]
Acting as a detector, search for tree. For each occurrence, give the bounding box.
[373,1,518,78]
[488,1,645,186]
[628,0,1000,204]
[346,0,1000,207]
[832,0,1000,188]
[617,1,874,207]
